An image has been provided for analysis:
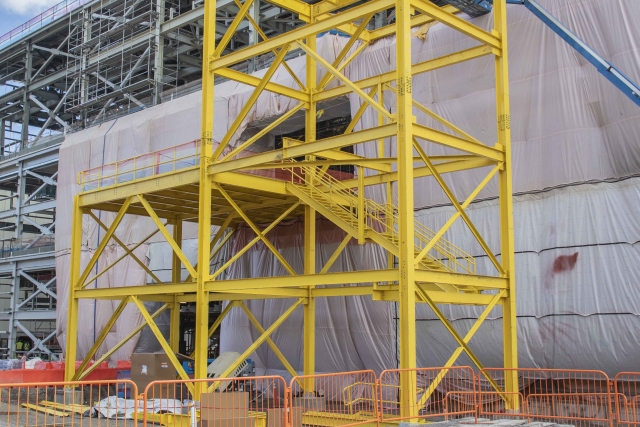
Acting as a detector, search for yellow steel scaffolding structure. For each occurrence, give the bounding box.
[64,0,518,410]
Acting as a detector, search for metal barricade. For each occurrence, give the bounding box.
[615,372,640,427]
[0,379,138,426]
[142,376,288,427]
[378,367,477,422]
[479,368,613,427]
[289,370,378,427]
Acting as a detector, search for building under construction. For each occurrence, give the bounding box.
[0,0,639,424]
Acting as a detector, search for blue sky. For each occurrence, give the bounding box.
[0,0,61,38]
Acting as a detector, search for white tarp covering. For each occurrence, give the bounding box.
[56,0,640,377]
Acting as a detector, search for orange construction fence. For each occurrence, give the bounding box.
[0,367,639,426]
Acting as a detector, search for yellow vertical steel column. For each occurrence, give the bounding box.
[303,19,317,393]
[170,219,183,352]
[494,0,519,408]
[395,0,417,418]
[64,196,83,382]
[195,0,215,388]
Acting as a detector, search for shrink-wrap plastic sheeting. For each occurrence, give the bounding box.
[220,0,640,379]
[54,0,640,376]
[54,35,350,360]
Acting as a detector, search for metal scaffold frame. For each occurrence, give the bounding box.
[64,0,519,410]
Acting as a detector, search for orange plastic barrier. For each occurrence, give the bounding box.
[379,366,477,423]
[615,372,640,427]
[479,368,613,427]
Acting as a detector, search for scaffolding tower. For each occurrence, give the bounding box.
[64,0,518,408]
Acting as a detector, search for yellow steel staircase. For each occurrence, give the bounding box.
[284,165,476,291]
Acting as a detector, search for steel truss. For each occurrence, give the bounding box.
[64,0,519,410]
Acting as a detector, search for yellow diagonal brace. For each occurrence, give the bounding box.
[384,83,482,145]
[235,1,305,90]
[336,42,368,74]
[74,297,130,379]
[413,141,505,275]
[413,123,504,161]
[213,0,254,58]
[81,226,163,289]
[295,41,393,120]
[238,301,300,381]
[344,86,378,134]
[320,234,352,274]
[215,69,307,102]
[88,212,163,285]
[186,213,236,282]
[410,0,501,49]
[131,296,192,387]
[77,197,132,289]
[211,202,300,279]
[414,165,499,266]
[137,194,198,278]
[188,301,239,358]
[76,303,168,380]
[217,186,297,275]
[213,44,292,161]
[316,14,373,91]
[209,298,304,391]
[221,103,305,162]
[415,286,505,406]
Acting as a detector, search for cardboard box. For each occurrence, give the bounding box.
[198,417,255,427]
[267,407,302,427]
[131,353,177,393]
[201,392,249,409]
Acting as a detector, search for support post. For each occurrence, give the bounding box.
[170,219,182,352]
[303,22,317,394]
[21,42,32,146]
[153,0,165,105]
[494,0,519,409]
[64,196,82,382]
[195,0,216,393]
[395,0,417,418]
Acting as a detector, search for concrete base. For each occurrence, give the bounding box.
[293,395,326,411]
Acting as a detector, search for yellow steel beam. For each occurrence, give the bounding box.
[368,5,458,40]
[76,304,169,380]
[76,197,132,289]
[206,268,398,291]
[238,301,300,380]
[186,213,236,282]
[75,283,197,299]
[88,212,163,285]
[208,124,396,174]
[413,123,504,161]
[209,298,305,391]
[170,219,183,352]
[296,41,393,121]
[494,0,519,407]
[264,0,310,21]
[316,45,493,102]
[64,196,82,382]
[213,44,292,161]
[413,140,505,275]
[319,234,352,274]
[212,173,289,195]
[372,288,498,305]
[344,86,378,134]
[415,287,505,406]
[138,194,198,278]
[210,0,394,70]
[214,0,254,57]
[415,269,507,290]
[414,164,499,266]
[80,224,164,292]
[221,103,306,161]
[131,297,192,386]
[215,69,308,102]
[73,297,130,380]
[410,0,501,49]
[210,201,301,279]
[217,185,297,275]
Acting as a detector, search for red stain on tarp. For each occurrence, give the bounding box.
[552,252,579,273]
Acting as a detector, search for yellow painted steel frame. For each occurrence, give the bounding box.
[64,0,518,412]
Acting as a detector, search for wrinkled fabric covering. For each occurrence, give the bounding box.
[91,396,183,419]
[55,0,640,376]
